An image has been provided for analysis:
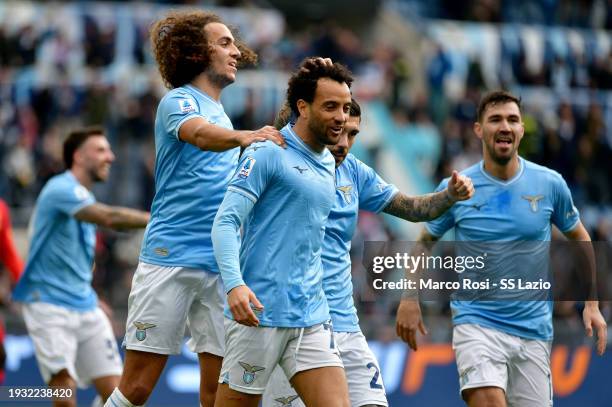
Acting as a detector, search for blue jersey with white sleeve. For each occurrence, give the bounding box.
[13,171,97,311]
[140,84,239,271]
[426,158,580,340]
[324,154,398,332]
[220,124,336,327]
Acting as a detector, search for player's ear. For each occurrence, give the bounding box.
[297,99,308,120]
[473,121,483,140]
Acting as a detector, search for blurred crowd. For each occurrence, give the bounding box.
[1,1,611,342]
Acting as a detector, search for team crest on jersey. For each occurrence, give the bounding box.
[133,321,156,341]
[238,361,265,384]
[521,195,544,212]
[337,185,353,204]
[178,98,196,113]
[238,157,256,179]
[275,395,300,406]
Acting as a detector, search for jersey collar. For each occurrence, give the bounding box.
[479,157,525,186]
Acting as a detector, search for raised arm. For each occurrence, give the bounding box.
[74,203,149,229]
[383,171,473,222]
[211,189,263,327]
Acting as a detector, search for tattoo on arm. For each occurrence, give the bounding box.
[382,191,454,222]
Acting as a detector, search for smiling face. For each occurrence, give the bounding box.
[75,135,115,182]
[203,22,241,89]
[474,101,524,166]
[328,115,360,167]
[299,78,352,148]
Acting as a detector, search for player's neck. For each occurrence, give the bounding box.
[292,120,326,153]
[191,76,223,101]
[483,155,520,180]
[69,168,93,190]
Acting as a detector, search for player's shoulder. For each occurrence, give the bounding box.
[522,158,565,184]
[159,86,200,112]
[242,140,282,157]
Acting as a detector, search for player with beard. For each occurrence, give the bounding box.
[263,98,473,407]
[105,10,284,407]
[13,127,149,407]
[212,59,354,407]
[396,90,607,407]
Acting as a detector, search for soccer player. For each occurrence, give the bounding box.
[105,10,284,407]
[263,98,473,407]
[211,59,355,407]
[0,198,25,384]
[12,127,150,407]
[395,90,607,407]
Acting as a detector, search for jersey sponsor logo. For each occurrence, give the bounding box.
[238,361,265,384]
[522,194,544,212]
[178,98,197,114]
[250,145,266,152]
[73,185,90,201]
[133,321,156,341]
[337,185,353,204]
[274,395,300,406]
[377,183,387,192]
[566,208,577,219]
[239,157,256,179]
[293,165,308,174]
[154,247,169,257]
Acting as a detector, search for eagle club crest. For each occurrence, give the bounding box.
[133,321,156,341]
[522,195,544,212]
[238,361,265,384]
[275,395,300,406]
[337,185,353,204]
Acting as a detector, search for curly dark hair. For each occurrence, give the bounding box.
[477,90,522,122]
[150,10,258,89]
[286,57,354,117]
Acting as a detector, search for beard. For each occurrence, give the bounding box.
[484,140,515,165]
[205,65,234,89]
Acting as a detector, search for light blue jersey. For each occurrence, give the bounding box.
[426,158,580,340]
[324,154,398,332]
[218,124,336,327]
[13,171,97,311]
[140,84,239,271]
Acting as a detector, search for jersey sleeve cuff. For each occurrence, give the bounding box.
[224,279,246,294]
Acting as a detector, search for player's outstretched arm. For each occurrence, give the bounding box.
[564,222,608,355]
[74,203,149,229]
[212,189,263,327]
[179,117,286,152]
[395,229,439,350]
[383,171,474,222]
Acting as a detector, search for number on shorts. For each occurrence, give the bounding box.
[367,362,383,390]
[322,322,335,349]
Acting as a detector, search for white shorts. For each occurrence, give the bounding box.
[220,318,343,395]
[123,262,225,356]
[22,302,122,388]
[262,330,387,407]
[453,323,553,407]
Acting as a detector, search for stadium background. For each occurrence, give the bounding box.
[1,0,611,405]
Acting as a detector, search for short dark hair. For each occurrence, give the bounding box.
[63,126,105,169]
[274,97,361,130]
[477,90,522,122]
[150,10,257,89]
[349,98,361,118]
[286,57,353,117]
